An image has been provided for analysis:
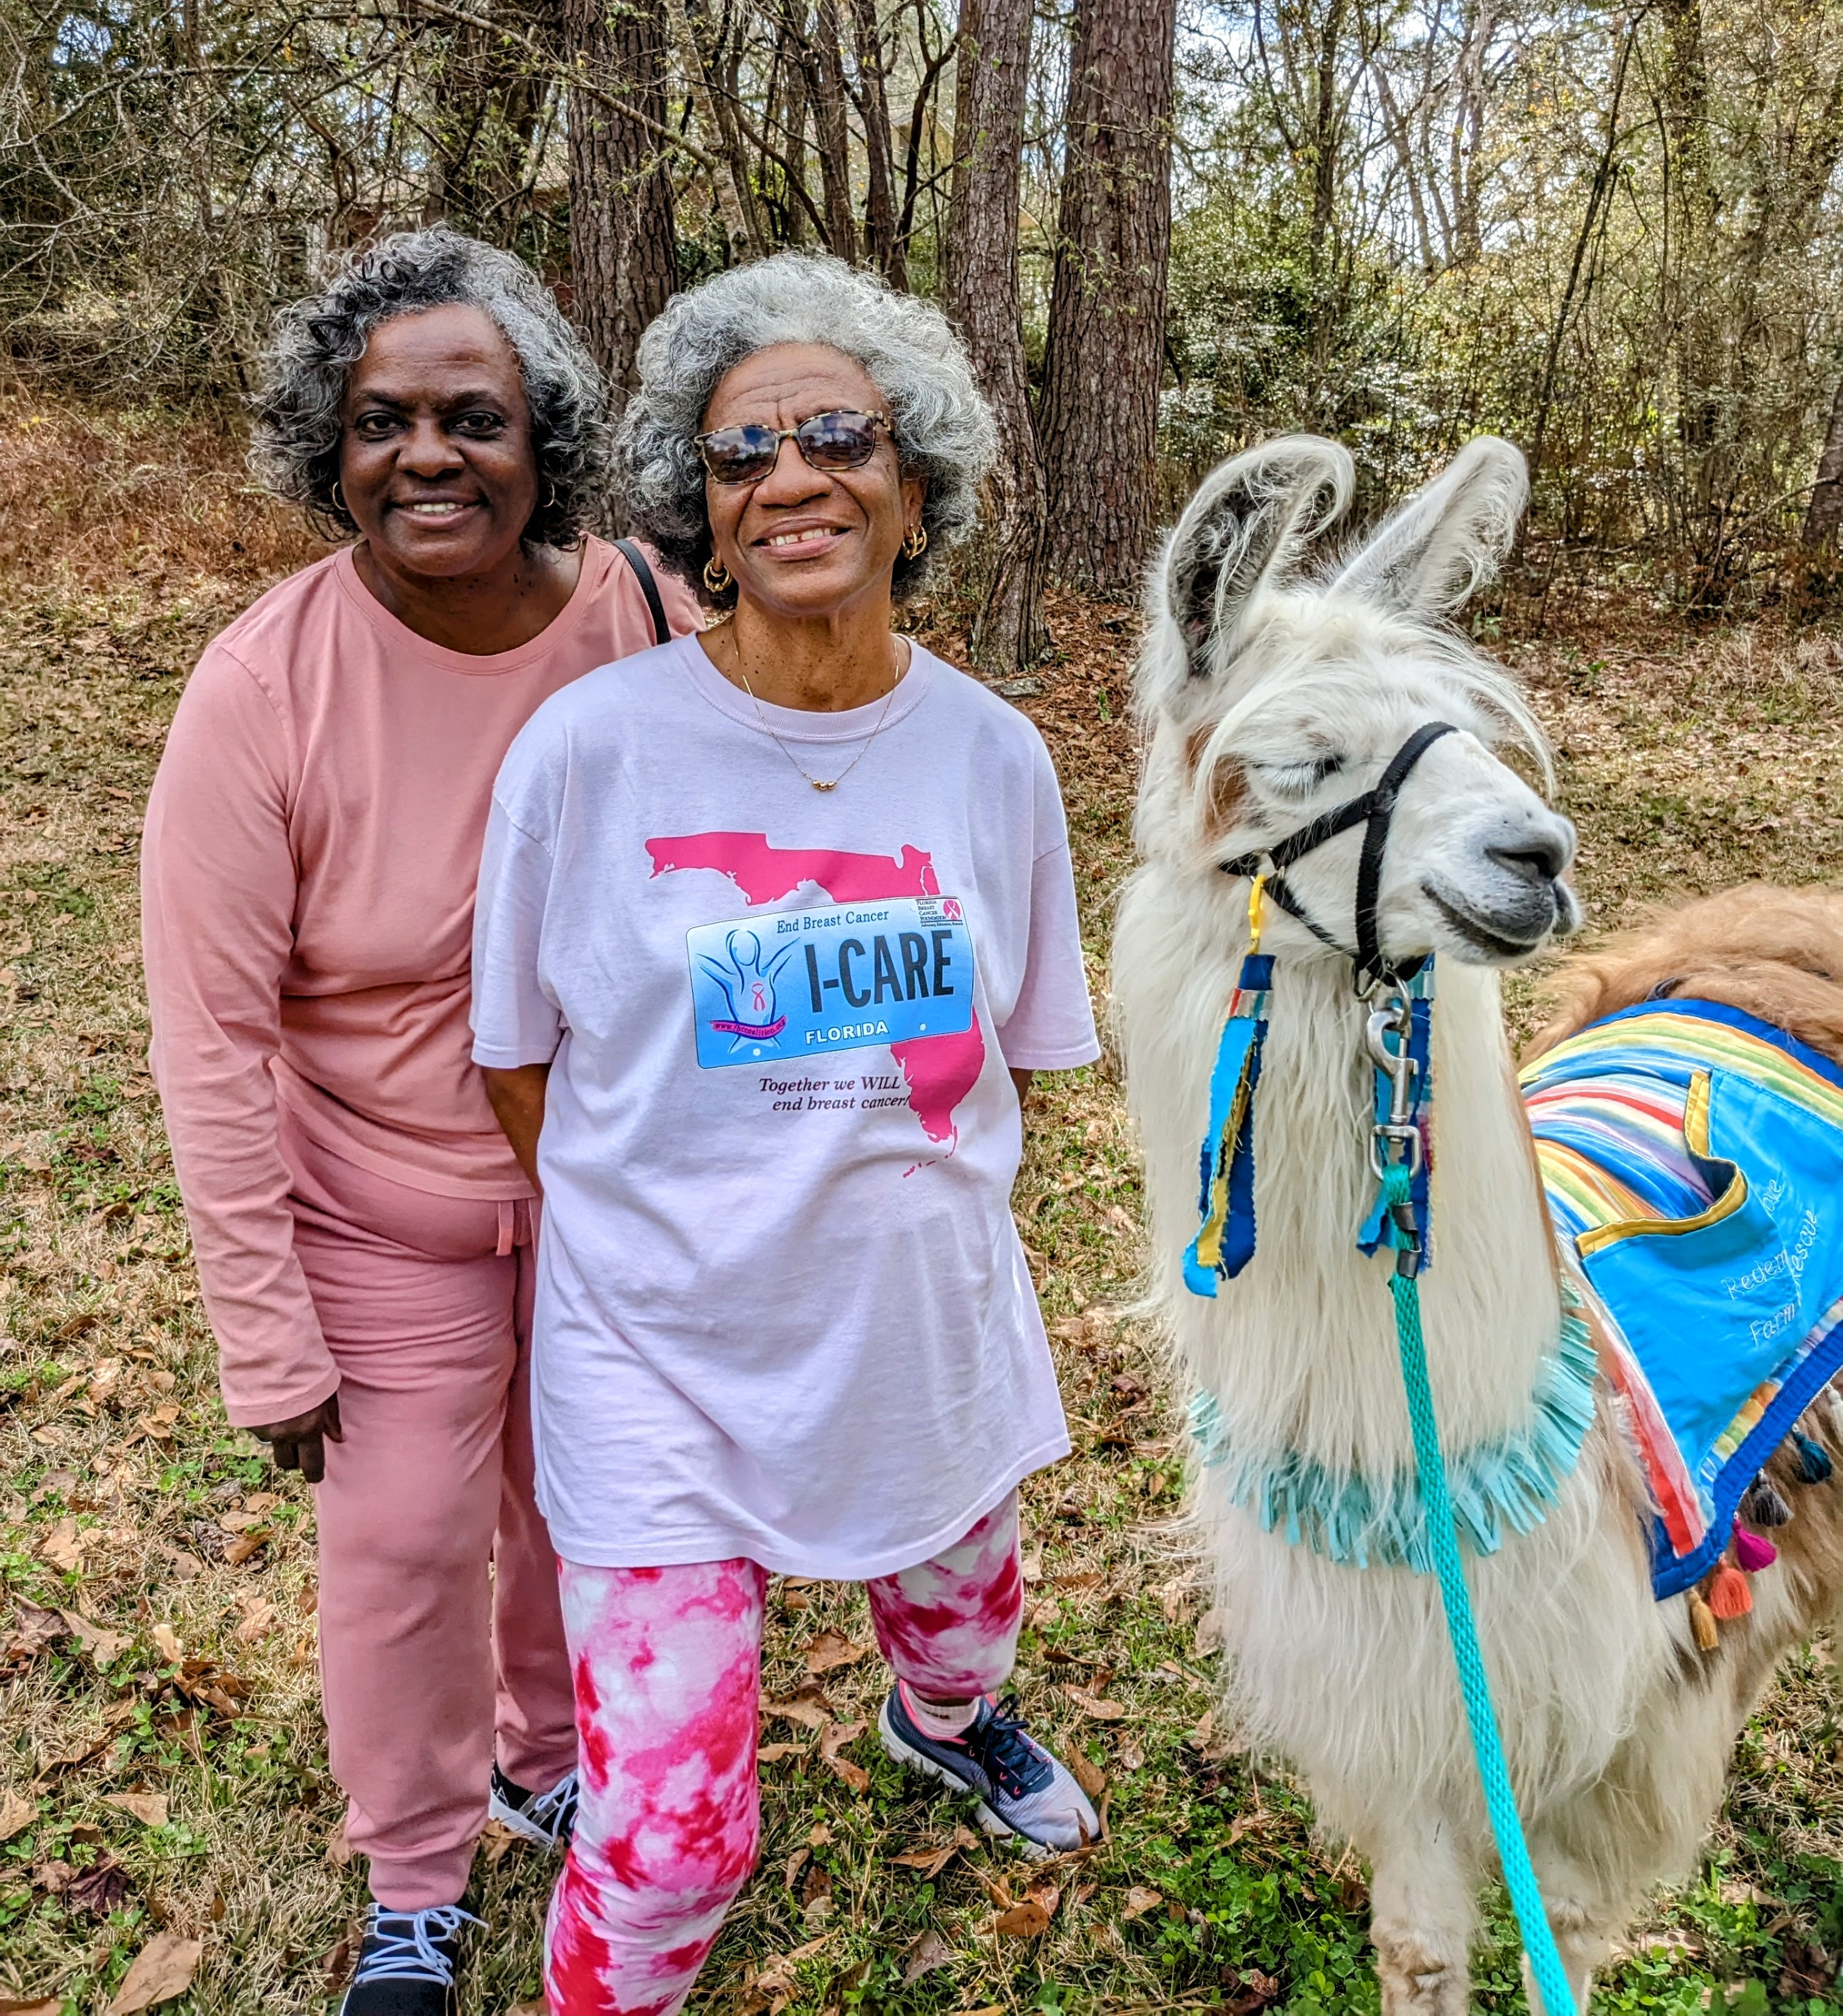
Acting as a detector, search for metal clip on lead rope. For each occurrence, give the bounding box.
[1365,986,1425,1275]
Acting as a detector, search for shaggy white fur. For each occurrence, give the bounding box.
[1112,436,1841,2014]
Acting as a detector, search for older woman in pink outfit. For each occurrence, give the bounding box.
[140,227,696,2016]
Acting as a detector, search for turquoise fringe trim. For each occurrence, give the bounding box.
[1189,1298,1597,1574]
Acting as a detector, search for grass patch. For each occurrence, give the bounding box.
[1,411,1841,2011]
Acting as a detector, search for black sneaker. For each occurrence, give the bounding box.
[878,1683,1101,1857]
[339,1903,480,2015]
[487,1761,578,1851]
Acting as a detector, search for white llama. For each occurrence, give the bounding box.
[1111,435,1843,2014]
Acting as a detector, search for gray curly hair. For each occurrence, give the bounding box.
[616,253,998,603]
[250,226,611,548]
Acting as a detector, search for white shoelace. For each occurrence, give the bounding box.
[521,1769,578,1839]
[352,1904,482,1986]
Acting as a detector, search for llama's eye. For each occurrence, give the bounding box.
[1258,753,1345,796]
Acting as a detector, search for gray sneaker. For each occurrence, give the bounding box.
[878,1683,1101,1856]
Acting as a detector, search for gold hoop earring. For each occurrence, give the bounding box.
[331,480,349,519]
[902,524,929,560]
[703,556,733,596]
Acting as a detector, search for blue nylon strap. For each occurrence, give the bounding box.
[1382,1161,1574,2016]
[1184,954,1273,1296]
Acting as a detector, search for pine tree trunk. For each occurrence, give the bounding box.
[768,0,812,246]
[433,0,552,240]
[811,0,859,260]
[850,0,905,285]
[664,0,759,261]
[566,0,678,414]
[1037,0,1177,594]
[1802,368,1843,552]
[1658,0,1725,595]
[943,0,1046,670]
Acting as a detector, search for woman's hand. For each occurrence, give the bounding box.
[483,1062,550,1192]
[249,1393,344,1483]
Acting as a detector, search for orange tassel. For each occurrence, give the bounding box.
[1688,1590,1719,1650]
[1708,1562,1752,1620]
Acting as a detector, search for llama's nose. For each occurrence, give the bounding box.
[1486,814,1574,886]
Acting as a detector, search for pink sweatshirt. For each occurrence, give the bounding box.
[142,538,699,1425]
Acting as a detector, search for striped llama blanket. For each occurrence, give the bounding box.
[1521,1001,1843,1598]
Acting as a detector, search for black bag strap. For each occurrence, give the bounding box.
[613,538,672,647]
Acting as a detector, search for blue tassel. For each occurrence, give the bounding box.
[1184,954,1273,1297]
[1794,1432,1834,1485]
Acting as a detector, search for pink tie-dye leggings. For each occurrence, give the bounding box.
[544,1492,1023,2015]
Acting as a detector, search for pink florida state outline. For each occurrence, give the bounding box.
[645,832,985,1148]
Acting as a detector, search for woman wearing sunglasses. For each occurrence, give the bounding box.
[470,253,1101,2013]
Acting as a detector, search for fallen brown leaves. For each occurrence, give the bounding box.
[101,1789,168,1828]
[815,1718,868,1794]
[35,1698,135,1775]
[477,1817,525,1867]
[107,1931,202,2014]
[1068,1750,1107,1798]
[128,1403,181,1444]
[62,1608,132,1666]
[888,1820,979,1880]
[37,1515,89,1571]
[168,1655,252,1721]
[1778,1940,1839,2000]
[761,1692,828,1731]
[1060,1682,1127,1720]
[739,1929,833,2012]
[1222,1967,1284,2014]
[987,1872,1063,1939]
[801,1629,867,1675]
[1,1599,66,1669]
[901,1927,957,1984]
[60,1851,129,1916]
[232,1595,277,1644]
[7,543,1840,2016]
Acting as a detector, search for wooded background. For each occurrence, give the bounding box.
[7,0,1843,665]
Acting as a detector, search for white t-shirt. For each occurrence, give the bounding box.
[471,634,1099,1578]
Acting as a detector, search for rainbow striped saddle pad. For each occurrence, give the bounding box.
[1521,1001,1843,1598]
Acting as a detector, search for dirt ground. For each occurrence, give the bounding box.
[2,397,1842,2016]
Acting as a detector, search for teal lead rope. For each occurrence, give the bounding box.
[1380,1160,1574,2016]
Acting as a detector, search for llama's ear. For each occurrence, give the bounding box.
[1329,436,1528,615]
[1156,436,1354,683]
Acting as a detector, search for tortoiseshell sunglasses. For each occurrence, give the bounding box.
[694,409,893,486]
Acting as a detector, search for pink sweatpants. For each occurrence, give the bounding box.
[283,1112,578,1909]
[545,1496,1023,2015]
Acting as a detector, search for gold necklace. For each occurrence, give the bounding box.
[734,656,903,792]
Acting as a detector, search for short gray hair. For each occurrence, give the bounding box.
[250,226,611,548]
[616,253,998,602]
